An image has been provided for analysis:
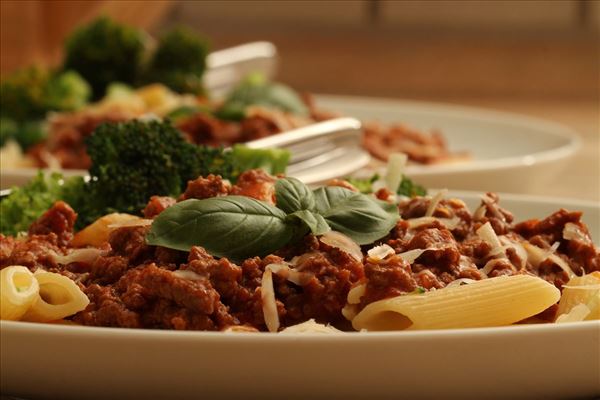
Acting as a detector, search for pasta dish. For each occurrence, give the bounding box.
[1,167,598,332]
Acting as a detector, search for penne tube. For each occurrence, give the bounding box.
[71,213,148,248]
[556,271,600,322]
[352,275,560,331]
[23,272,89,323]
[0,266,40,321]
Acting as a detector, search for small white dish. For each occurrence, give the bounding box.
[1,191,598,400]
[316,94,582,193]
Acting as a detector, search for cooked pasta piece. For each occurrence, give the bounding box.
[352,275,560,331]
[0,266,40,320]
[71,213,149,247]
[555,272,600,323]
[22,272,89,322]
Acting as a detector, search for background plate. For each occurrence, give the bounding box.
[1,191,598,400]
[316,94,582,193]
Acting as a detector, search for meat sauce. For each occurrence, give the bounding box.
[1,172,598,331]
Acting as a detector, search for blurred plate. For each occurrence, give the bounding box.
[1,192,598,400]
[316,94,582,193]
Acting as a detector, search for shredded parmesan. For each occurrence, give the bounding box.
[481,258,508,276]
[367,244,395,261]
[425,189,448,217]
[261,269,280,332]
[476,222,502,251]
[563,222,590,243]
[280,319,342,334]
[52,248,105,265]
[107,219,153,229]
[172,270,203,281]
[397,249,427,264]
[522,242,576,278]
[407,216,461,230]
[481,194,505,221]
[384,153,408,194]
[473,204,487,221]
[555,303,591,323]
[499,236,528,269]
[265,263,313,286]
[320,231,363,262]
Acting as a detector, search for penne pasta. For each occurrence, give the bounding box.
[352,275,560,331]
[0,266,40,321]
[555,272,600,322]
[22,271,89,323]
[71,213,148,248]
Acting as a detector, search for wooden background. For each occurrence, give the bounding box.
[1,0,598,201]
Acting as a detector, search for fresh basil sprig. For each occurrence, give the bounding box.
[146,177,399,260]
[146,196,294,260]
[313,186,400,244]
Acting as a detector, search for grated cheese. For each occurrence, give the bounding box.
[261,269,280,332]
[52,248,105,265]
[265,263,313,286]
[172,270,203,281]
[407,216,461,230]
[476,222,502,251]
[425,189,448,217]
[320,231,363,262]
[367,244,395,261]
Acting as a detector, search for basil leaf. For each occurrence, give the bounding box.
[313,187,399,244]
[275,177,315,214]
[146,196,295,261]
[287,209,330,236]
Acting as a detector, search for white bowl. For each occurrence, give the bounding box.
[316,94,582,193]
[1,191,598,400]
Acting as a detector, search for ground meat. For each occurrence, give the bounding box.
[73,284,142,328]
[143,196,176,218]
[180,175,231,201]
[177,113,241,146]
[363,122,462,164]
[28,108,135,169]
[239,115,281,141]
[28,201,77,246]
[474,192,514,235]
[230,169,277,204]
[0,233,61,271]
[108,225,154,265]
[362,255,417,305]
[406,228,461,271]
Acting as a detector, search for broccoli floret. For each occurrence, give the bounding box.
[0,172,85,235]
[82,119,291,223]
[346,174,381,194]
[397,177,427,197]
[0,117,18,147]
[216,73,309,121]
[84,119,204,217]
[0,66,90,122]
[346,173,426,197]
[143,26,209,94]
[16,120,47,150]
[0,66,49,121]
[63,16,146,99]
[43,70,91,111]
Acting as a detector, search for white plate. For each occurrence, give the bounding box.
[1,192,599,400]
[316,95,582,193]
